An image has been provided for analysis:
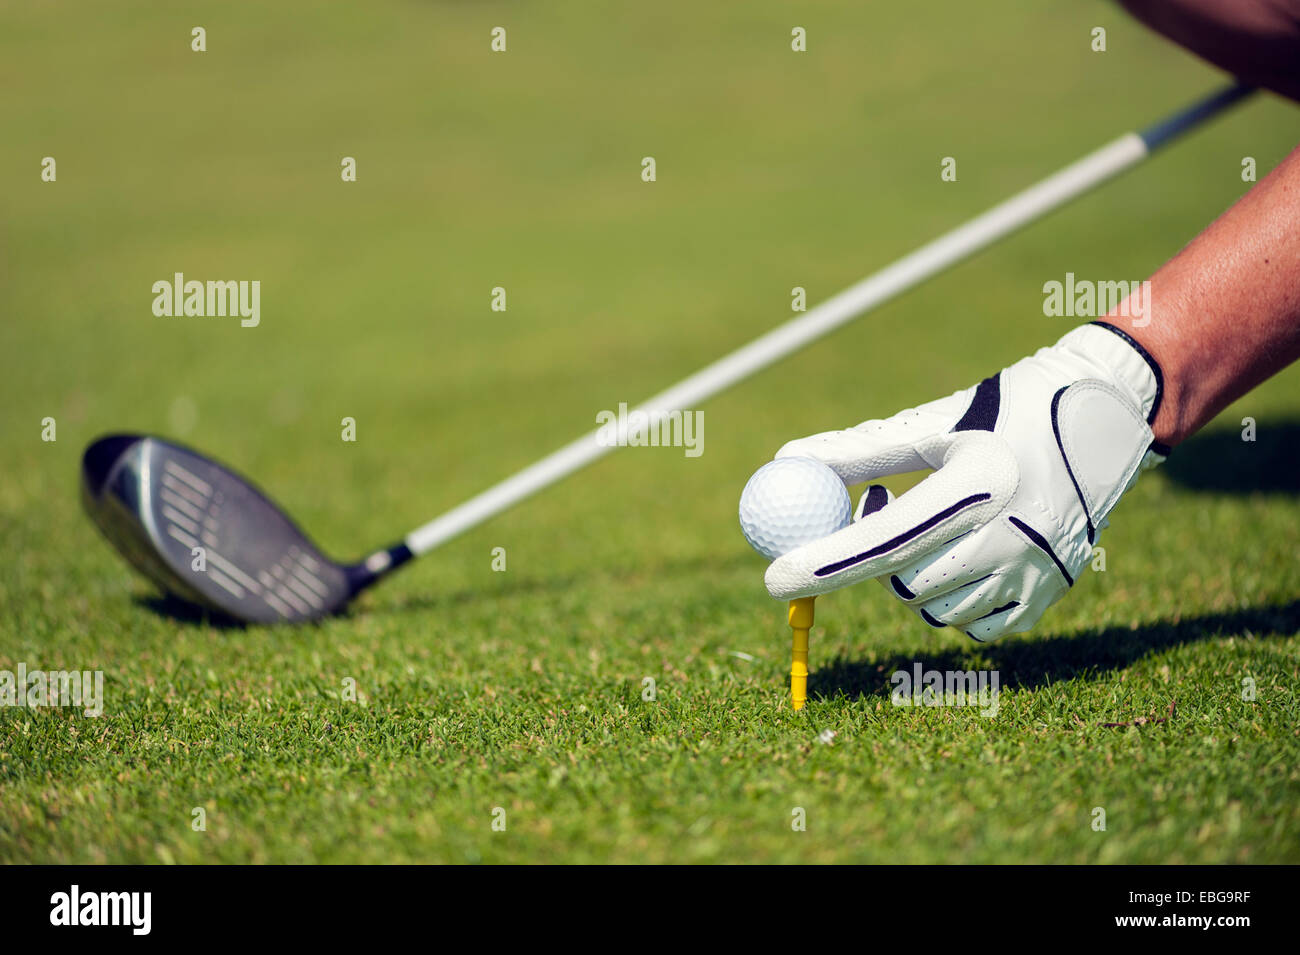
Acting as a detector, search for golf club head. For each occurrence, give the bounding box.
[81,434,356,624]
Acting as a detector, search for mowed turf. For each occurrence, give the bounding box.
[1,1,1298,863]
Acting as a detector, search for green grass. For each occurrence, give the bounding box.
[1,0,1298,863]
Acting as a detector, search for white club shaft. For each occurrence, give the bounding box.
[404,133,1157,556]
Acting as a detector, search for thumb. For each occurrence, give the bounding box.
[765,430,1018,599]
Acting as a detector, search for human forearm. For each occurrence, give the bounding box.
[1117,144,1300,446]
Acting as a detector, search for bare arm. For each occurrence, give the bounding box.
[1116,0,1300,444]
[1118,145,1300,446]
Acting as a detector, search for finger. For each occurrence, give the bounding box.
[765,431,1018,599]
[916,573,1017,629]
[964,596,1046,643]
[775,390,972,485]
[895,519,1070,628]
[883,526,996,605]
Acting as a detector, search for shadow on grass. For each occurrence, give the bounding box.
[811,598,1300,702]
[134,593,248,630]
[1162,421,1300,494]
[134,550,761,626]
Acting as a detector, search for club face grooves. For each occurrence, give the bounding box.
[81,434,352,624]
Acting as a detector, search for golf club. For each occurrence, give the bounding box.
[82,84,1255,624]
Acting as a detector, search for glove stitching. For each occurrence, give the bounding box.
[813,492,992,577]
[1050,385,1097,544]
[1089,321,1164,424]
[1058,380,1151,527]
[1006,514,1075,587]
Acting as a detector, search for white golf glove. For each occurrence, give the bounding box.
[764,322,1169,641]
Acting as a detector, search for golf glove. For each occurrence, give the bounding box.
[764,321,1169,641]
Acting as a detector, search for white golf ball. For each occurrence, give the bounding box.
[738,456,852,560]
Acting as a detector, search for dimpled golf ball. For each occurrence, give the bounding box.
[739,456,852,560]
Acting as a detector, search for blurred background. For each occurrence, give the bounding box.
[3,2,1296,569]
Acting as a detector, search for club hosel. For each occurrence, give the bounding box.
[348,543,415,595]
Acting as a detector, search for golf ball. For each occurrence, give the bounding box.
[738,456,852,560]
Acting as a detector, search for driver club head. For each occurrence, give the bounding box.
[81,434,359,624]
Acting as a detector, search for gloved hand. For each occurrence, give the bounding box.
[764,322,1169,641]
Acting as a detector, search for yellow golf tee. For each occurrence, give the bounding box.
[788,596,816,710]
